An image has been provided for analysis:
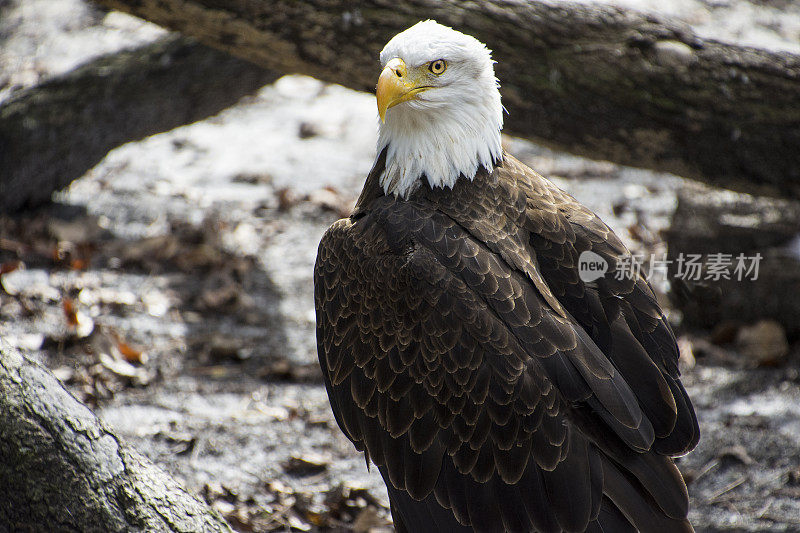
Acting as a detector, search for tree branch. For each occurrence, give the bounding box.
[0,341,232,532]
[0,34,277,213]
[87,0,800,199]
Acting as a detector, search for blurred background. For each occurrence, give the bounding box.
[1,0,799,531]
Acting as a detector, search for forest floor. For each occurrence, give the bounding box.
[2,0,800,531]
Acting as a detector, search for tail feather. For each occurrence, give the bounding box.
[601,455,694,533]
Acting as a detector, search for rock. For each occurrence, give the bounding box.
[352,506,392,533]
[718,445,755,467]
[735,320,790,366]
[666,188,800,337]
[283,453,330,476]
[47,215,103,244]
[677,336,696,371]
[298,121,320,139]
[306,187,353,218]
[276,187,300,211]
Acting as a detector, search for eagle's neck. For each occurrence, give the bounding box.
[376,94,503,199]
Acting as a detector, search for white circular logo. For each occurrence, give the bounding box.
[578,250,608,283]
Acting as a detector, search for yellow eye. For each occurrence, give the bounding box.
[428,59,447,75]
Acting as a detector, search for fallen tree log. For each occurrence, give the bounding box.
[0,34,277,213]
[666,188,800,337]
[89,0,800,199]
[0,341,232,531]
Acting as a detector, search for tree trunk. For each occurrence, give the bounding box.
[666,189,800,336]
[89,0,800,200]
[0,341,232,532]
[0,34,276,213]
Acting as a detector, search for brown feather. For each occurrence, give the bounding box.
[315,153,698,532]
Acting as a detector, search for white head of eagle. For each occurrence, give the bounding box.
[376,20,504,198]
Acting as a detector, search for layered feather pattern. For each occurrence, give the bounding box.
[315,153,699,532]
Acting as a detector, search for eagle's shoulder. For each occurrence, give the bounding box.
[495,153,621,248]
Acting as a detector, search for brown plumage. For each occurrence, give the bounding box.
[316,20,698,532]
[315,150,699,532]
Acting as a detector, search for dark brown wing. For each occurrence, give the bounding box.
[503,155,699,456]
[315,175,694,532]
[418,155,698,457]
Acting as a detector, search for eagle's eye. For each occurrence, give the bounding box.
[428,59,447,75]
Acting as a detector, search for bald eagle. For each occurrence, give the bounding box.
[315,20,698,533]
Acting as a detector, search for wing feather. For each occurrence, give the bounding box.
[315,154,697,532]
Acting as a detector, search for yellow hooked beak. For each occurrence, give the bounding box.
[376,58,431,122]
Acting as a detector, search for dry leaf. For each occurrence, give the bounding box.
[0,260,21,276]
[69,258,88,270]
[276,188,299,211]
[116,338,145,364]
[63,298,79,327]
[62,298,94,338]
